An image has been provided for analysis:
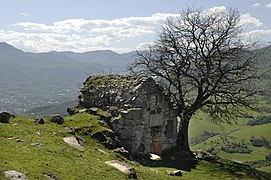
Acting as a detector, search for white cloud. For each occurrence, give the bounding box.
[0,30,112,53]
[265,2,271,8]
[14,13,179,37]
[14,21,84,33]
[206,6,227,15]
[239,13,263,27]
[0,10,268,53]
[192,6,263,29]
[90,26,154,38]
[245,29,271,41]
[5,13,179,53]
[251,2,261,7]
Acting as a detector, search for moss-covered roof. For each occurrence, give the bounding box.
[81,75,151,92]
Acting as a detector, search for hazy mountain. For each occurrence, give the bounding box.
[1,42,270,116]
[0,42,136,114]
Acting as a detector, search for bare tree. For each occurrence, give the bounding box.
[128,7,267,154]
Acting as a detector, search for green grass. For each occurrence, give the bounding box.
[189,110,271,171]
[0,114,122,179]
[257,166,271,173]
[230,124,271,139]
[217,150,265,162]
[1,114,270,179]
[189,111,249,138]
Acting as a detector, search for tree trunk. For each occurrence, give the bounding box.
[176,114,192,154]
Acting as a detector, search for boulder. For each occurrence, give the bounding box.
[4,170,28,180]
[193,149,213,160]
[15,139,25,142]
[105,160,137,179]
[34,118,45,124]
[49,114,64,125]
[168,170,182,176]
[63,136,85,150]
[150,153,161,160]
[0,112,13,123]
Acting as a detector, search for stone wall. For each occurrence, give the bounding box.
[79,75,177,155]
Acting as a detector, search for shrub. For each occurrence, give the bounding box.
[247,116,271,126]
[250,135,271,149]
[221,141,251,154]
[265,153,271,161]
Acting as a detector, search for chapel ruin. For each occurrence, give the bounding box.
[78,75,177,155]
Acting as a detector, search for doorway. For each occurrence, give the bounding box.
[150,126,162,155]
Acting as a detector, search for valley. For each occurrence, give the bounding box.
[0,42,135,114]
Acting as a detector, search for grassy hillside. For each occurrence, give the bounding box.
[189,109,271,173]
[1,113,270,179]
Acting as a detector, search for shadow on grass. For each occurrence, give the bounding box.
[207,158,271,180]
[136,157,199,172]
[134,155,271,179]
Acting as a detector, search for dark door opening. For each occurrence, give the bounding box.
[150,126,162,155]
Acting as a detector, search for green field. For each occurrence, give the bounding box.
[189,110,271,173]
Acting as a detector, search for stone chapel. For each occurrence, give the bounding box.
[78,75,177,155]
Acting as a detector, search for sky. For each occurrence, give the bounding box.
[0,0,270,53]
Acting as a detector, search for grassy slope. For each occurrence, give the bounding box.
[189,110,271,172]
[1,113,270,179]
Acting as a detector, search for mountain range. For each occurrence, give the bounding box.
[0,42,270,116]
[0,42,136,114]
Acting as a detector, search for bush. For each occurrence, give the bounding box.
[247,116,271,126]
[246,159,271,168]
[265,153,271,161]
[221,141,251,154]
[250,135,271,149]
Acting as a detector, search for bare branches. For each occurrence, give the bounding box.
[128,7,267,122]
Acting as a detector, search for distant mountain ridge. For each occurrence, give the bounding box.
[0,42,270,115]
[0,42,136,114]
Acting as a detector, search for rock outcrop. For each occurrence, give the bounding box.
[49,114,64,125]
[193,149,213,160]
[63,136,85,150]
[168,170,182,176]
[34,118,45,124]
[105,160,137,179]
[4,170,28,180]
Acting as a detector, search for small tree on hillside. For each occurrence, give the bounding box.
[128,7,267,154]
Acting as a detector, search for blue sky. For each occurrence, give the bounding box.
[0,0,270,53]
